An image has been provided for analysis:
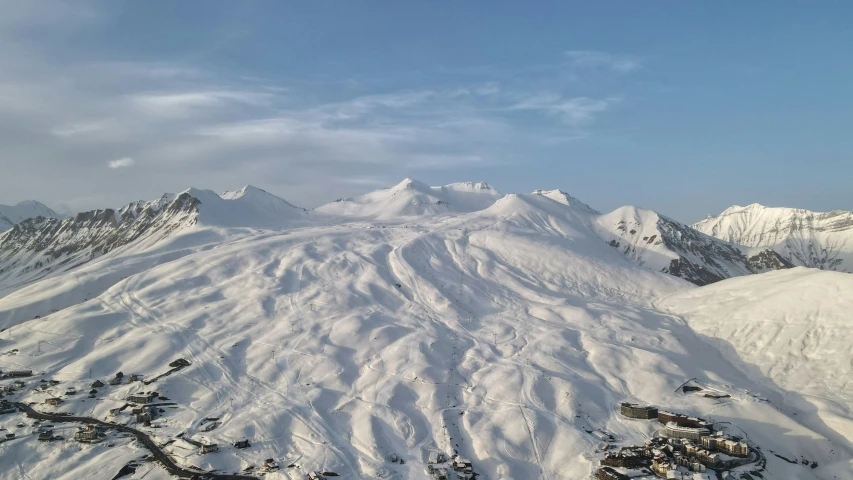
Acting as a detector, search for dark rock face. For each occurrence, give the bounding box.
[0,193,200,284]
[655,217,792,286]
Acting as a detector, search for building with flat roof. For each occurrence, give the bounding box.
[620,402,659,419]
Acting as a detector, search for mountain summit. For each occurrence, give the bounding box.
[694,203,853,272]
[315,178,502,219]
[0,200,65,232]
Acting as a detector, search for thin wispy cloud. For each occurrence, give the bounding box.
[564,50,643,73]
[108,157,135,169]
[512,94,620,125]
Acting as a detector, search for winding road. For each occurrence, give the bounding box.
[8,402,259,480]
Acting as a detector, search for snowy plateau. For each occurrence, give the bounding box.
[0,179,849,480]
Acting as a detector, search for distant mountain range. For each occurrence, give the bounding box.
[694,203,853,273]
[1,180,850,287]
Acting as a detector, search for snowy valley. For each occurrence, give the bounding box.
[0,179,850,480]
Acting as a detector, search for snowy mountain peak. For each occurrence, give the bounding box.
[392,177,431,192]
[694,203,853,272]
[441,181,500,195]
[316,178,502,220]
[532,189,600,214]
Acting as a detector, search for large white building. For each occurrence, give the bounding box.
[665,421,710,440]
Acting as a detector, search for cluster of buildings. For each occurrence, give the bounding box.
[425,451,474,479]
[600,403,752,478]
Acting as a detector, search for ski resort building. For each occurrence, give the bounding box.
[701,435,749,457]
[620,402,659,419]
[658,411,713,430]
[665,421,711,440]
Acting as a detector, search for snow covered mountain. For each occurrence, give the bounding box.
[0,199,65,232]
[694,203,853,273]
[0,186,306,296]
[315,178,502,220]
[0,180,849,480]
[595,206,792,285]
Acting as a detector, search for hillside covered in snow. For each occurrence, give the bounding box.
[694,203,853,273]
[0,180,849,480]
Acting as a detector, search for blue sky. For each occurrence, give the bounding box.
[1,1,851,222]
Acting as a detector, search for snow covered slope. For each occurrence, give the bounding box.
[315,178,502,220]
[0,185,849,480]
[595,206,792,285]
[694,203,853,273]
[660,267,853,448]
[0,200,65,232]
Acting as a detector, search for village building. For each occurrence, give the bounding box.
[109,408,121,417]
[38,430,54,442]
[600,450,644,468]
[44,397,63,406]
[129,374,141,382]
[721,439,749,457]
[7,370,32,378]
[597,466,631,480]
[428,451,446,464]
[91,380,104,388]
[199,443,219,454]
[620,402,659,419]
[12,380,26,390]
[234,439,250,449]
[109,377,122,385]
[264,458,280,470]
[88,389,98,398]
[127,392,158,404]
[74,425,106,443]
[431,467,449,480]
[64,387,76,395]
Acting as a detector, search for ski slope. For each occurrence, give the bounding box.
[0,182,850,479]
